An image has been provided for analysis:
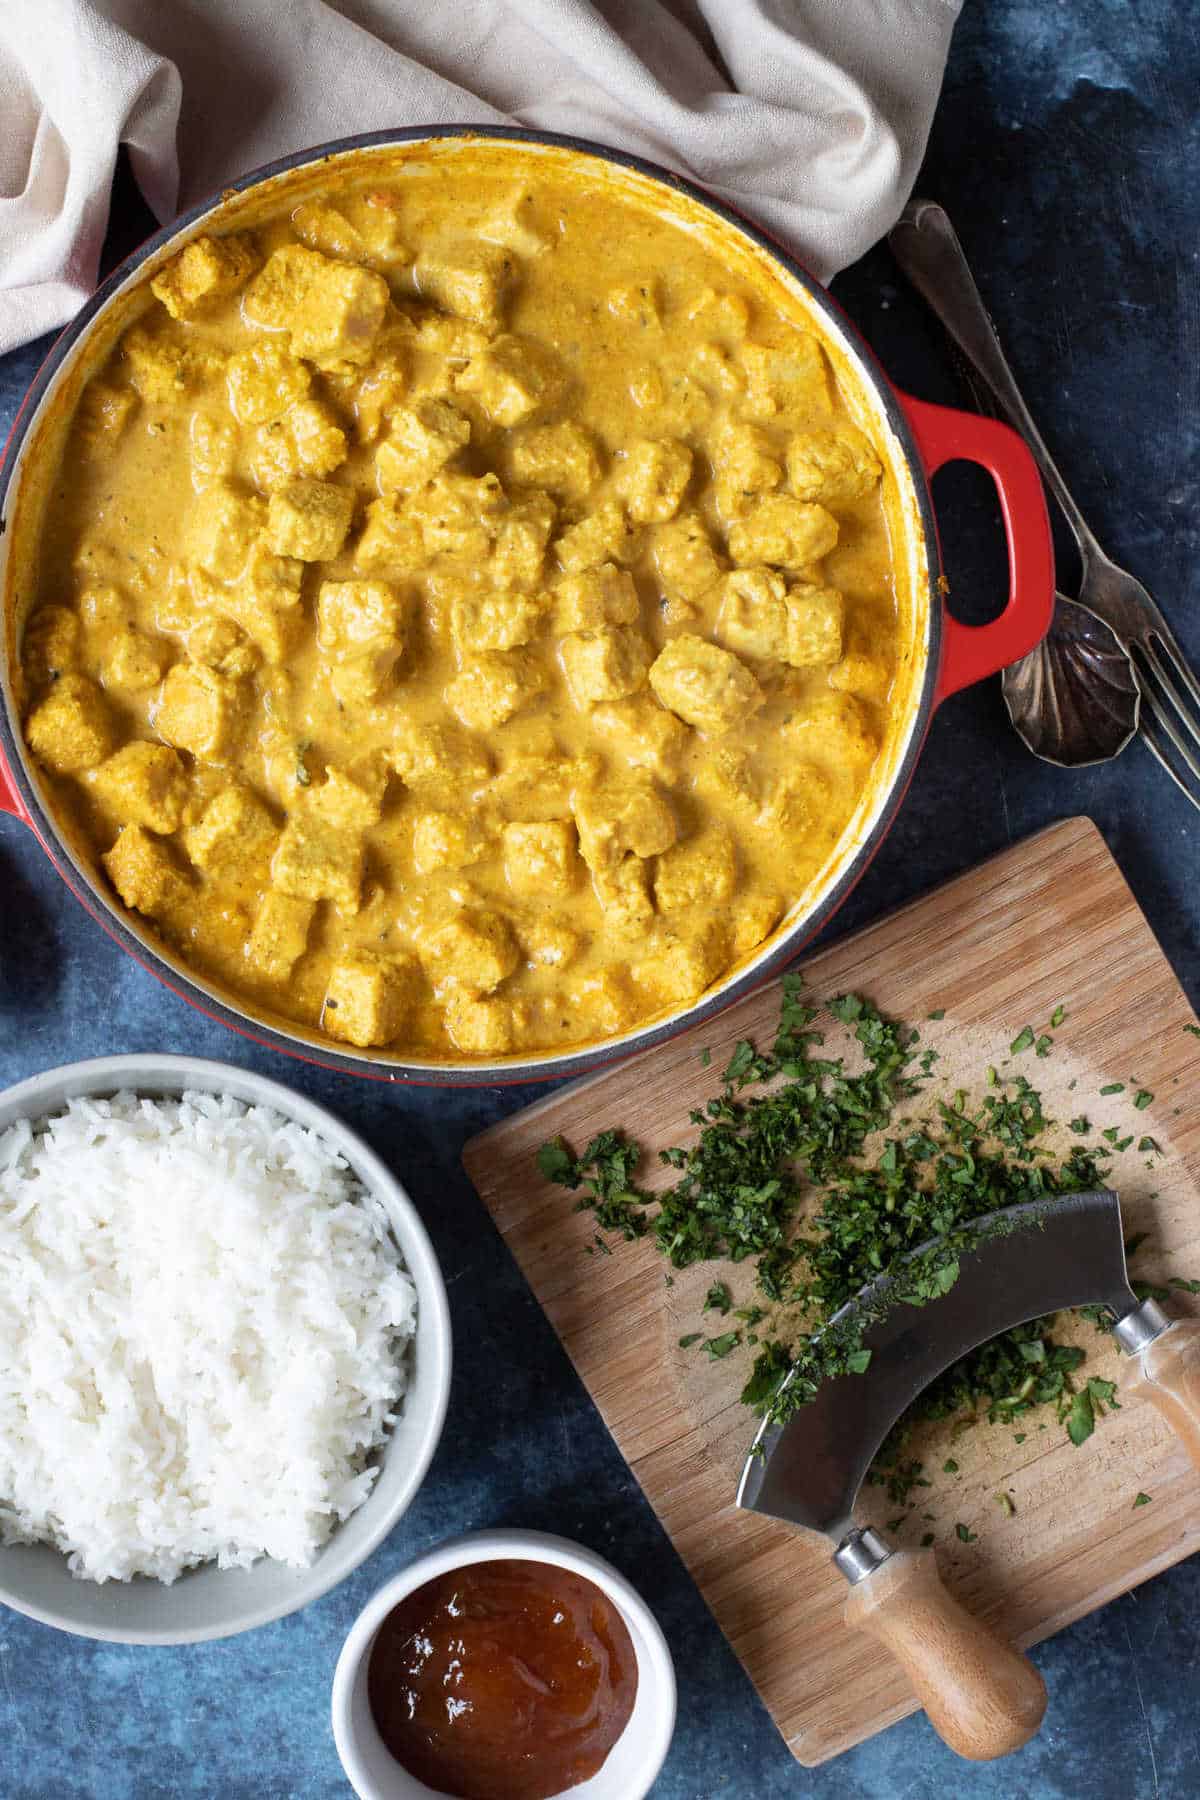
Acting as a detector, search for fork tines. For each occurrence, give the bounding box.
[1131,631,1200,808]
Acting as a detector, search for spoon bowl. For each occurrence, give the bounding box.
[1002,593,1140,766]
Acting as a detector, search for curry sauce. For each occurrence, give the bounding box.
[17,150,904,1059]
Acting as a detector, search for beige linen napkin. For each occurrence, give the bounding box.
[0,0,961,354]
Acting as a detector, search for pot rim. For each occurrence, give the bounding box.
[0,123,943,1087]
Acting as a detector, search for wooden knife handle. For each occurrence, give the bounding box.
[843,1547,1047,1760]
[1126,1320,1200,1467]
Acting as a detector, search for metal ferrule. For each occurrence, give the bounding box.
[833,1527,893,1585]
[1113,1297,1172,1356]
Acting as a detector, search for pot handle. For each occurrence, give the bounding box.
[898,393,1054,705]
[0,749,28,823]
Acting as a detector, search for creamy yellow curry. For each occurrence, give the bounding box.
[16,150,905,1059]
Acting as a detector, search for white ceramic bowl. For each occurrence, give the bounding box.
[332,1528,677,1800]
[0,1054,452,1644]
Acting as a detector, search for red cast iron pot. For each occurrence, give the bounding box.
[0,128,1053,1086]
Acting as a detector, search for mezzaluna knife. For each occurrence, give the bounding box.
[737,1190,1200,1761]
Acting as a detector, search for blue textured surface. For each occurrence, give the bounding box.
[2,5,1199,1796]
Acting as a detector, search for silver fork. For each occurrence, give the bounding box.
[889,199,1200,810]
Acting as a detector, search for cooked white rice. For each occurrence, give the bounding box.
[0,1089,417,1584]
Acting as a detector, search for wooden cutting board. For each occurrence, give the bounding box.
[463,817,1200,1765]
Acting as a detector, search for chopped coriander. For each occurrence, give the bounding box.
[871,1459,930,1505]
[1035,1035,1053,1058]
[536,1131,649,1240]
[956,1522,977,1543]
[536,1139,575,1184]
[739,1340,790,1409]
[1088,1377,1120,1414]
[1069,1116,1091,1134]
[700,1047,712,1068]
[995,1491,1016,1516]
[539,982,1163,1488]
[704,1282,733,1314]
[921,1531,935,1547]
[1014,1432,1027,1444]
[1100,1082,1125,1096]
[1186,1025,1200,1039]
[927,1009,946,1021]
[723,1039,767,1088]
[1066,1389,1095,1446]
[1010,1026,1035,1054]
[1133,1492,1152,1507]
[1169,1277,1200,1294]
[943,1458,959,1474]
[1138,1136,1161,1155]
[886,1516,906,1533]
[678,1333,702,1349]
[1050,1004,1067,1028]
[1134,1089,1154,1110]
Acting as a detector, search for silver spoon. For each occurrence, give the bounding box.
[888,199,1141,769]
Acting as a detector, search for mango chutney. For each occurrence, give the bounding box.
[16,149,904,1060]
[367,1558,638,1799]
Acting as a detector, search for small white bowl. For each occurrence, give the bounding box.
[332,1528,677,1800]
[0,1054,452,1644]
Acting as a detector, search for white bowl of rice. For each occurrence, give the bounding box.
[0,1055,451,1643]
